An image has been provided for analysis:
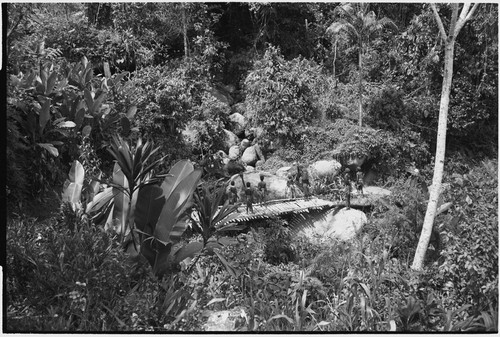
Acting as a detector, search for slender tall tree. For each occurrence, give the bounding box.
[411,3,480,271]
[326,3,397,127]
[182,3,189,59]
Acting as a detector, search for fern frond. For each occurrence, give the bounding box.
[45,47,63,59]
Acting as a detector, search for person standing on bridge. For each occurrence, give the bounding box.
[286,174,296,199]
[257,174,267,205]
[298,164,311,199]
[245,182,255,213]
[228,180,240,209]
[344,167,351,209]
[356,167,364,195]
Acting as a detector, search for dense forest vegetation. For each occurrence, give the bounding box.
[5,3,498,332]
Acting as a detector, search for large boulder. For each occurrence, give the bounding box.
[348,186,392,206]
[308,160,342,181]
[301,207,367,242]
[241,144,265,167]
[228,145,240,160]
[229,113,247,132]
[275,166,294,178]
[230,171,303,200]
[203,308,246,331]
[241,145,258,166]
[223,129,239,152]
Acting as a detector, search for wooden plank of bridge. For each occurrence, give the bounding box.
[229,197,337,224]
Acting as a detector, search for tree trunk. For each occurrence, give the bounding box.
[411,3,479,271]
[182,4,189,59]
[358,42,363,127]
[411,41,455,271]
[333,38,337,88]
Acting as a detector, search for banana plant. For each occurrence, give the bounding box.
[62,160,85,212]
[134,160,202,278]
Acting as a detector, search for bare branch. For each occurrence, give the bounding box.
[449,3,459,38]
[454,3,480,38]
[431,4,448,41]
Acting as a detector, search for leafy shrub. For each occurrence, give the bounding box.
[367,176,430,263]
[244,45,321,143]
[262,220,297,265]
[429,158,498,314]
[6,215,155,331]
[366,86,406,131]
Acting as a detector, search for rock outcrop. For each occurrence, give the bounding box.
[241,144,265,167]
[301,207,367,242]
[308,160,342,182]
[223,129,239,152]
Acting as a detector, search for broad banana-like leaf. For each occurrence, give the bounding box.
[68,160,85,185]
[62,183,83,206]
[40,69,48,88]
[84,64,94,87]
[38,99,51,134]
[88,174,101,198]
[161,160,197,199]
[38,143,59,157]
[86,186,113,214]
[173,241,204,264]
[45,71,58,95]
[154,168,202,243]
[112,163,130,236]
[135,185,165,232]
[84,89,94,113]
[62,160,85,205]
[104,204,115,232]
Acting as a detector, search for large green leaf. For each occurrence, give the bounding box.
[45,71,58,95]
[62,160,85,205]
[112,163,130,236]
[68,160,85,185]
[135,185,165,232]
[62,183,83,205]
[86,186,113,214]
[173,241,204,264]
[84,89,94,113]
[154,169,202,243]
[38,143,59,157]
[161,160,196,199]
[38,99,52,134]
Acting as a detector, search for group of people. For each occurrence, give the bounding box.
[286,163,311,199]
[227,174,268,214]
[226,164,365,213]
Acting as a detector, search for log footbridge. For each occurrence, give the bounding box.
[217,197,345,231]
